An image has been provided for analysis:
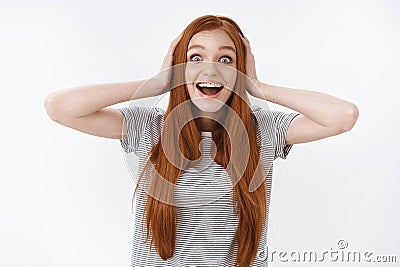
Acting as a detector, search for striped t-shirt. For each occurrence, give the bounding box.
[118,104,299,267]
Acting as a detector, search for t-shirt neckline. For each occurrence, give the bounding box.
[201,131,212,137]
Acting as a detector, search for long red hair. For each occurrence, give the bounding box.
[133,15,267,267]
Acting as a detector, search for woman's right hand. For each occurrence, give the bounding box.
[146,33,183,96]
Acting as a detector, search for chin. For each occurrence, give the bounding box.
[190,98,226,113]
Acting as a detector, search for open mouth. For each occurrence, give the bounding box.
[195,82,224,96]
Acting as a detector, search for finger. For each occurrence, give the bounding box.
[240,34,249,43]
[172,33,183,45]
[240,35,251,50]
[167,34,182,54]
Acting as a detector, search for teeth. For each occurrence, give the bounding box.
[197,82,223,88]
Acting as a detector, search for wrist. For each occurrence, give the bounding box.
[249,79,265,99]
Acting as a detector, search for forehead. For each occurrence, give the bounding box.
[188,29,235,49]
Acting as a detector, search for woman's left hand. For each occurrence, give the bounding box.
[241,35,264,99]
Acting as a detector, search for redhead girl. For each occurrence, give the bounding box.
[45,15,359,267]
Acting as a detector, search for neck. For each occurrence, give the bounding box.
[192,108,226,132]
[196,117,218,132]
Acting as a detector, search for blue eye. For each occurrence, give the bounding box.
[190,55,202,62]
[219,56,232,63]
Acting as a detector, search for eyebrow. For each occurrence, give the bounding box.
[187,44,236,53]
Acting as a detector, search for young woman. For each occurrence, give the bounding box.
[44,15,359,267]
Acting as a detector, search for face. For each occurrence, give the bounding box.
[185,29,238,113]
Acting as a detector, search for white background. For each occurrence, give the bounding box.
[1,1,399,266]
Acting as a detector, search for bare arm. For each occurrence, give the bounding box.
[44,33,182,139]
[44,80,153,139]
[255,83,359,144]
[241,35,359,144]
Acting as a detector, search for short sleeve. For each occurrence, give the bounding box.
[252,105,300,160]
[117,105,165,155]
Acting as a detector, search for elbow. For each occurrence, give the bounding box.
[44,93,61,122]
[339,103,359,133]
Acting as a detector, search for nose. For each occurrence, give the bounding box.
[201,62,219,77]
